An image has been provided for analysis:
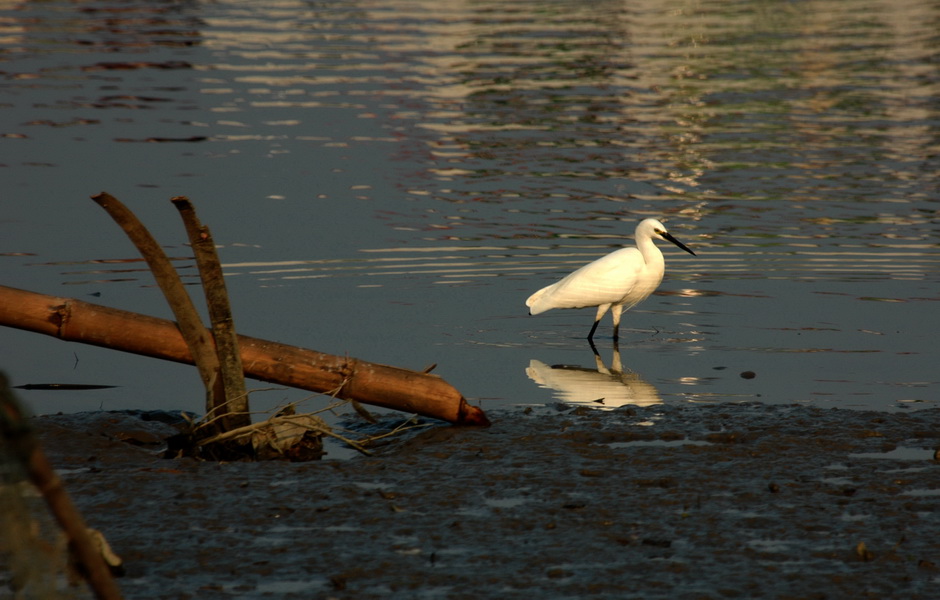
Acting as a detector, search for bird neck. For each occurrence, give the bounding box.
[637,237,664,268]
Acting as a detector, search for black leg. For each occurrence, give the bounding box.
[587,319,600,341]
[588,336,601,357]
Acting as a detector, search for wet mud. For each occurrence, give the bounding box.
[18,404,940,598]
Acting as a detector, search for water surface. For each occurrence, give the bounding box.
[2,0,938,418]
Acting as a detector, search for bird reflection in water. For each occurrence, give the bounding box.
[526,342,662,408]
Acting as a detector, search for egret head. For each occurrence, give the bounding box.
[639,218,696,256]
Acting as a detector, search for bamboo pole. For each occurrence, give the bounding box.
[0,373,124,600]
[0,285,489,426]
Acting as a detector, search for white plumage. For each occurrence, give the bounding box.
[526,218,696,342]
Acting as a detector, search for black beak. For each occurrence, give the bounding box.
[663,232,696,256]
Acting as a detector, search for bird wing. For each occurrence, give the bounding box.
[527,248,643,314]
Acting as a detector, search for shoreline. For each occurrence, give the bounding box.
[8,403,940,598]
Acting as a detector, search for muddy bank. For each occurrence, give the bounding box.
[14,404,940,598]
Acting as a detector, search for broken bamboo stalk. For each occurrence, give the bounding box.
[0,285,489,426]
[170,195,250,431]
[89,192,233,430]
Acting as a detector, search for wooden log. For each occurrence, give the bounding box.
[0,285,489,426]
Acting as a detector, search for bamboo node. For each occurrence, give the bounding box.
[50,302,71,337]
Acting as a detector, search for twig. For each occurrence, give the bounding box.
[355,418,435,445]
[194,388,253,434]
[193,389,345,436]
[280,416,373,455]
[197,413,372,456]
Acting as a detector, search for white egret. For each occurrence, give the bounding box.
[526,218,696,342]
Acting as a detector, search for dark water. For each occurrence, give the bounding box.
[2,0,938,418]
